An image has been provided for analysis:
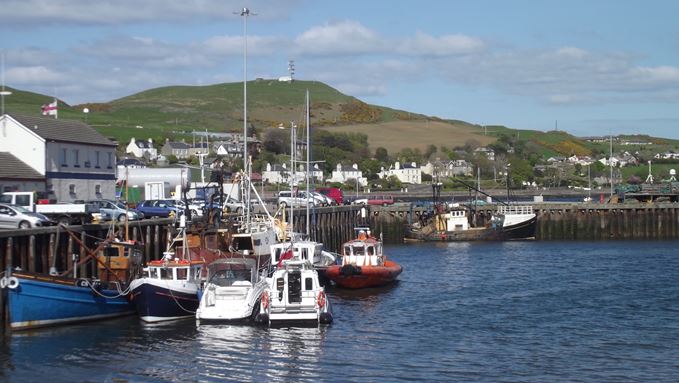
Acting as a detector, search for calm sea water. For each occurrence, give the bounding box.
[2,241,679,382]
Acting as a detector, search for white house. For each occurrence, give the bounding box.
[126,137,158,160]
[474,147,495,161]
[421,159,473,177]
[262,163,323,185]
[0,113,117,201]
[379,161,422,184]
[327,163,367,187]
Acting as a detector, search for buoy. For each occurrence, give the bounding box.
[7,276,19,289]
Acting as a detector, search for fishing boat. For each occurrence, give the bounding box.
[405,204,537,241]
[255,255,333,326]
[195,257,268,323]
[325,228,402,289]
[5,233,142,330]
[128,214,208,323]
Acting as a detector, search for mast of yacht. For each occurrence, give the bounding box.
[305,90,311,238]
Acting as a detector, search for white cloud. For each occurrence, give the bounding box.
[294,20,384,56]
[1,0,299,25]
[6,66,64,85]
[398,31,485,56]
[200,35,290,57]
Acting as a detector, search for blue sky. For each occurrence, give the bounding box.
[2,0,679,139]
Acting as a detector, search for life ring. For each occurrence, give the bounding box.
[316,291,326,309]
[0,277,7,289]
[7,276,19,290]
[261,292,270,310]
[179,259,190,265]
[358,231,367,240]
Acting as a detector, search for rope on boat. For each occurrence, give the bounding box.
[164,280,197,314]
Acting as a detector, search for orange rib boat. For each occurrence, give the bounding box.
[325,228,403,289]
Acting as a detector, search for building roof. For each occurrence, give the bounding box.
[8,113,117,147]
[0,152,45,180]
[165,141,191,149]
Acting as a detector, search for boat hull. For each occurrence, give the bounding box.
[129,278,200,322]
[405,215,537,242]
[7,273,133,330]
[325,260,403,289]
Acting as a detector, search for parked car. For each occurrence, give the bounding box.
[85,199,143,222]
[353,195,395,206]
[277,191,317,208]
[312,191,334,206]
[174,199,207,217]
[0,203,53,229]
[316,187,343,205]
[136,199,183,218]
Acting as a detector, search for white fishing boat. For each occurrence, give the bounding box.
[195,257,268,323]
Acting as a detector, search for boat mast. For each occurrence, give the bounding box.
[305,90,310,237]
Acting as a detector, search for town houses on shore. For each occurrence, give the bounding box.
[2,113,677,199]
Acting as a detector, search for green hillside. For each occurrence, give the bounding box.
[4,82,677,159]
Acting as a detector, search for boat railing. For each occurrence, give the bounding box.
[497,205,534,215]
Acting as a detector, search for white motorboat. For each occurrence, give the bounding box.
[255,257,333,326]
[270,240,337,272]
[195,257,268,323]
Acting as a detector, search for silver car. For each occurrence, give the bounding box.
[0,203,53,229]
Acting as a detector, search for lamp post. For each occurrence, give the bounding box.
[0,53,11,116]
[235,7,255,225]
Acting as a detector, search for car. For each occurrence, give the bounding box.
[353,195,395,206]
[277,191,317,208]
[85,199,143,222]
[174,199,207,217]
[0,203,53,229]
[136,199,183,218]
[316,187,343,205]
[312,191,334,206]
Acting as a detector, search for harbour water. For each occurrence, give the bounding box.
[2,240,679,382]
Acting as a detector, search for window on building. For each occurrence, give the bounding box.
[72,149,79,167]
[95,151,100,168]
[61,148,68,167]
[95,184,101,196]
[107,152,112,168]
[69,184,76,194]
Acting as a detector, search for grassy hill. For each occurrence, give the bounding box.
[4,82,678,158]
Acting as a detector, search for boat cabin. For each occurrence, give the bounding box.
[145,254,203,283]
[269,260,322,314]
[342,231,383,267]
[205,258,259,288]
[440,208,470,232]
[271,241,324,266]
[96,240,143,282]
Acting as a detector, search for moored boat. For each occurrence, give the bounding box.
[325,228,402,289]
[405,204,536,242]
[255,256,332,326]
[128,223,205,323]
[6,236,142,330]
[195,257,268,323]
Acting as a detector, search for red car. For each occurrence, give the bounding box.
[316,187,343,205]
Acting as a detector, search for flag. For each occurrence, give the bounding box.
[277,248,294,268]
[41,100,57,116]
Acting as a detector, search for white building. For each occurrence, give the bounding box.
[0,113,117,201]
[378,161,422,184]
[126,137,158,160]
[262,163,323,185]
[327,163,367,187]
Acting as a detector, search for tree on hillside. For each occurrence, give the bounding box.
[375,147,389,162]
[424,144,437,160]
[464,139,481,153]
[262,129,289,154]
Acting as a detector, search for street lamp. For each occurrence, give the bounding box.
[0,52,11,116]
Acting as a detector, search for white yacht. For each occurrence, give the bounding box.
[195,258,268,323]
[270,240,337,272]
